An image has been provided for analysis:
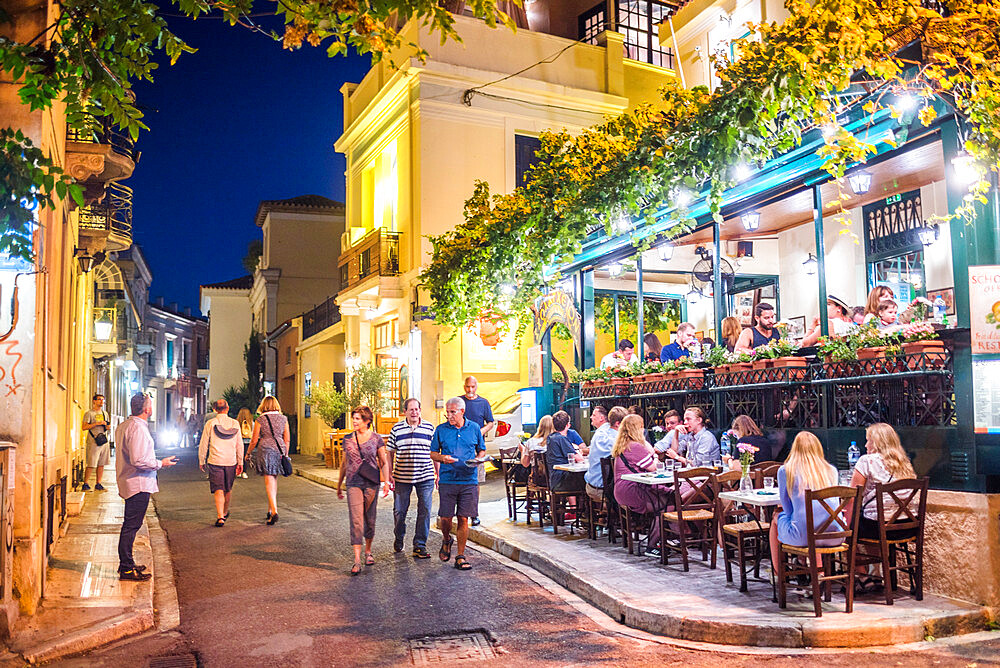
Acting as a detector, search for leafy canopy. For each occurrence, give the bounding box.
[420,0,1000,338]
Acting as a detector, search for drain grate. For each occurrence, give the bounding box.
[408,631,497,664]
[148,654,198,668]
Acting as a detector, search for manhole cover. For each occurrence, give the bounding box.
[408,631,497,664]
[148,654,197,668]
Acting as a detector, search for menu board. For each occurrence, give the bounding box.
[969,265,1000,354]
[973,359,1000,433]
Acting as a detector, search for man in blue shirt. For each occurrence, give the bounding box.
[462,376,494,526]
[430,397,485,571]
[660,322,697,362]
[585,406,626,501]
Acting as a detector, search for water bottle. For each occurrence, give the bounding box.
[690,343,703,362]
[933,296,946,324]
[720,432,732,459]
[847,440,861,470]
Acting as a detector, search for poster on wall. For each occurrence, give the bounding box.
[973,359,1000,433]
[969,265,1000,354]
[527,345,543,387]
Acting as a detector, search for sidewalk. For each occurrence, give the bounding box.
[466,500,995,649]
[5,470,157,664]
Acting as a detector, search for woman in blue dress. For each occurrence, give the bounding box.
[244,395,290,525]
[768,431,840,569]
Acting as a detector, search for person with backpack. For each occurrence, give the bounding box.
[198,399,245,526]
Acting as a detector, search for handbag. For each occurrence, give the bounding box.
[90,412,109,446]
[264,414,293,477]
[353,432,382,485]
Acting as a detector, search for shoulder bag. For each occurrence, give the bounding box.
[353,432,382,485]
[264,414,293,477]
[89,412,109,446]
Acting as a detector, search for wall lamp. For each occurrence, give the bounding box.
[847,170,873,195]
[75,248,106,273]
[918,222,939,246]
[803,253,818,275]
[741,211,760,232]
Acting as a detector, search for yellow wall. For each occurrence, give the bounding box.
[298,331,344,456]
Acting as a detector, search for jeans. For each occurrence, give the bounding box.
[118,492,150,571]
[393,479,434,549]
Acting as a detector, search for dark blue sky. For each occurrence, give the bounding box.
[130,14,370,311]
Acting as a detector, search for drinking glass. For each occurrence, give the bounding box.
[656,459,665,472]
[763,476,775,491]
[712,459,723,470]
[838,469,852,486]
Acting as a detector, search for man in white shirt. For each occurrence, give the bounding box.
[198,399,245,526]
[600,339,636,370]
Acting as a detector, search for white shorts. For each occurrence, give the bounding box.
[86,441,111,468]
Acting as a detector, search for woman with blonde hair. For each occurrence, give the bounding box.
[236,407,254,479]
[863,285,895,323]
[721,316,742,353]
[769,431,839,564]
[612,414,672,557]
[850,423,917,541]
[520,415,554,468]
[244,395,290,525]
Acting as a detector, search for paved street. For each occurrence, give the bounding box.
[57,449,1000,667]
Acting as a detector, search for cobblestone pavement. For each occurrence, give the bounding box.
[52,449,1000,667]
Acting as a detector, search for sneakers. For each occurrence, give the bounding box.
[645,547,662,558]
[393,538,404,553]
[412,547,430,559]
[94,483,106,491]
[81,483,91,491]
[119,568,151,582]
[471,517,481,526]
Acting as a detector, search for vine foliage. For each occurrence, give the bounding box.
[420,0,1000,336]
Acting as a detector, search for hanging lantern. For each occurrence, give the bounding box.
[741,211,761,232]
[847,170,873,195]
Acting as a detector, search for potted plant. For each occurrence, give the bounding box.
[901,322,945,369]
[727,350,753,383]
[756,338,807,381]
[818,336,859,378]
[855,325,896,373]
[674,357,705,389]
[900,296,934,324]
[706,345,731,386]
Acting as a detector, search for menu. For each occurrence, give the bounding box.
[969,265,1000,354]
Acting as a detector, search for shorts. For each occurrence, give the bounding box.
[858,516,918,542]
[86,441,111,468]
[207,464,237,493]
[437,483,479,519]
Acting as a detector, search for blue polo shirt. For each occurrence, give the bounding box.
[567,429,584,447]
[430,419,485,485]
[660,342,690,362]
[463,396,494,429]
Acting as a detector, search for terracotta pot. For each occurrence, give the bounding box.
[772,356,808,381]
[713,365,730,387]
[645,372,665,382]
[752,358,772,370]
[678,368,705,389]
[611,377,630,385]
[902,340,947,370]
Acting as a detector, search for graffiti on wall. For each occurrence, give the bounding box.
[0,341,22,397]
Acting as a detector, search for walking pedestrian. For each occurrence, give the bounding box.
[462,376,494,526]
[115,393,178,581]
[82,393,111,491]
[336,406,391,574]
[387,398,436,559]
[430,397,485,571]
[198,399,244,526]
[244,395,290,525]
[237,407,253,479]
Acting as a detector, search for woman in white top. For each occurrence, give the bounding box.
[850,423,917,541]
[520,415,554,467]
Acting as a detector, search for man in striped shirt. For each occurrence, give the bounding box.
[387,397,437,559]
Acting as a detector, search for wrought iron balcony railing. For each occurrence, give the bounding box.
[78,182,133,251]
[302,294,342,339]
[338,228,401,291]
[66,113,137,163]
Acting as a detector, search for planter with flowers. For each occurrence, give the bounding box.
[754,338,807,381]
[819,336,859,378]
[855,326,895,374]
[674,357,705,389]
[901,322,946,370]
[706,346,731,386]
[726,351,754,384]
[632,361,666,394]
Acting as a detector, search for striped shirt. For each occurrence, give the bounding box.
[386,419,436,484]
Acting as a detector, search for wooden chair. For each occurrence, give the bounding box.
[597,456,620,544]
[660,467,718,570]
[716,470,771,591]
[498,446,528,521]
[855,478,928,605]
[545,457,582,536]
[777,485,862,617]
[752,462,781,489]
[524,451,551,528]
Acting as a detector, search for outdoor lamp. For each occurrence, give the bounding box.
[94,315,114,341]
[952,153,981,184]
[733,163,752,182]
[896,93,916,112]
[918,222,939,246]
[501,284,516,296]
[608,262,623,277]
[848,170,873,195]
[658,243,674,262]
[686,287,701,304]
[803,253,818,275]
[674,190,692,207]
[741,211,761,232]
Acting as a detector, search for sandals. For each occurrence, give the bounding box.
[214,518,226,527]
[365,552,375,566]
[350,562,362,575]
[439,538,454,562]
[454,555,472,570]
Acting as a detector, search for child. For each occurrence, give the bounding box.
[876,298,900,332]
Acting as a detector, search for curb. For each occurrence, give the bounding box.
[466,523,995,648]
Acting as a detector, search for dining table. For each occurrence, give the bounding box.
[718,488,781,598]
[553,462,589,473]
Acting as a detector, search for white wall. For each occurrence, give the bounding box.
[204,289,252,400]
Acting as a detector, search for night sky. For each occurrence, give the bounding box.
[129,13,370,311]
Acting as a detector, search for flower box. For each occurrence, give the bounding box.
[772,355,808,381]
[678,368,705,389]
[902,340,946,370]
[857,346,887,374]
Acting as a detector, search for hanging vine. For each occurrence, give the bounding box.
[421,0,1000,336]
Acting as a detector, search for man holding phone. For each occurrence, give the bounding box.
[115,392,178,581]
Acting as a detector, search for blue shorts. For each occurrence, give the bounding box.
[437,484,479,519]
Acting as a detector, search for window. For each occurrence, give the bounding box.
[303,371,312,418]
[285,346,292,364]
[373,319,398,350]
[166,339,174,372]
[863,189,927,304]
[515,135,543,189]
[578,1,676,69]
[339,263,349,287]
[359,248,371,279]
[376,354,400,418]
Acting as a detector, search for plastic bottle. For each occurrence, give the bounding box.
[847,440,861,470]
[720,432,732,459]
[690,343,703,362]
[933,296,946,324]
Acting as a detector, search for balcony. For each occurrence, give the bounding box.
[338,229,400,291]
[302,295,342,339]
[65,114,137,204]
[78,182,133,252]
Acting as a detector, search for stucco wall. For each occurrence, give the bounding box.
[204,289,251,402]
[923,491,1000,607]
[298,336,343,457]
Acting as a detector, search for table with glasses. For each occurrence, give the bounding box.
[718,488,782,597]
[553,462,590,473]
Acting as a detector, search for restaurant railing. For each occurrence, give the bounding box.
[66,113,137,163]
[302,294,341,339]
